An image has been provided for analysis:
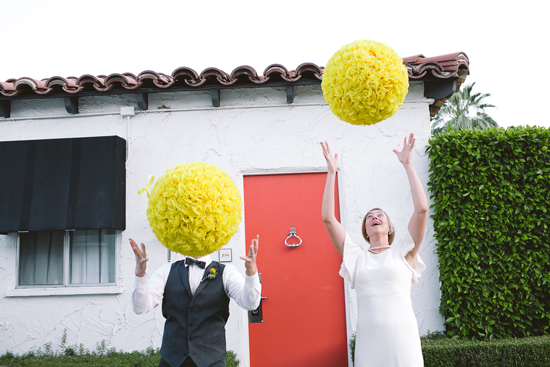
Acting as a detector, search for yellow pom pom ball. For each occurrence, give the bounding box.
[322,40,409,125]
[146,162,242,257]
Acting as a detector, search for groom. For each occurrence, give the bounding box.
[130,235,261,367]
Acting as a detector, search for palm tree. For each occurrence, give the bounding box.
[431,82,498,135]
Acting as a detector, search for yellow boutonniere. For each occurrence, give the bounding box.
[202,268,222,282]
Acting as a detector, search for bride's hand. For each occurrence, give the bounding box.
[321,142,339,174]
[393,133,415,165]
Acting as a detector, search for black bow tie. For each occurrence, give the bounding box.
[185,257,206,269]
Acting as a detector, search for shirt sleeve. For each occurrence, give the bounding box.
[338,233,365,289]
[223,265,262,311]
[393,231,427,285]
[131,263,171,314]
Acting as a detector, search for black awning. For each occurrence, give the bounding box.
[0,136,126,233]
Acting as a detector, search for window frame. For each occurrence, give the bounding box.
[7,230,123,297]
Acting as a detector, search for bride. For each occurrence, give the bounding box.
[321,133,428,367]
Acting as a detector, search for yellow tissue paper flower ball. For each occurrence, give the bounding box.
[146,162,242,257]
[322,40,409,125]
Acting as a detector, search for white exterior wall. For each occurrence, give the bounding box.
[0,81,443,364]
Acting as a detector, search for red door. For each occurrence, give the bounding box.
[244,173,348,367]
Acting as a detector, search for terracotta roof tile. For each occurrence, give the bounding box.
[137,71,172,88]
[0,52,469,98]
[200,67,232,86]
[0,80,16,93]
[102,73,139,91]
[405,52,469,81]
[263,64,291,82]
[77,74,106,92]
[294,63,324,81]
[402,54,426,63]
[171,67,200,86]
[44,77,80,93]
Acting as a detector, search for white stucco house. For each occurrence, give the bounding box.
[0,54,469,366]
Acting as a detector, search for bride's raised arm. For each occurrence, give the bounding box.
[392,133,429,260]
[321,142,346,256]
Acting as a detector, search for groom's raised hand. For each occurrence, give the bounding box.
[130,239,148,277]
[240,235,259,276]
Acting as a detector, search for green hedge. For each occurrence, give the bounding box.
[0,351,160,367]
[427,126,550,340]
[349,333,550,366]
[0,348,240,367]
[422,335,550,367]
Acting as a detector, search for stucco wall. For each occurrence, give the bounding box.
[0,81,443,365]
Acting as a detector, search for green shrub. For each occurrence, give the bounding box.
[422,330,447,340]
[349,333,356,366]
[225,350,240,367]
[0,346,241,367]
[0,331,241,366]
[0,348,161,367]
[347,332,550,366]
[427,126,550,340]
[422,335,550,367]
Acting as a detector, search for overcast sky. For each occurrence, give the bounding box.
[1,0,549,128]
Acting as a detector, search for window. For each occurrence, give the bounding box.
[18,229,117,288]
[1,136,125,295]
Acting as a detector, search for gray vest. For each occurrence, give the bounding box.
[160,260,229,367]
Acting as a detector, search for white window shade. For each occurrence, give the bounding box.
[17,230,117,288]
[70,229,116,285]
[19,231,64,286]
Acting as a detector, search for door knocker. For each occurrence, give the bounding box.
[285,227,302,248]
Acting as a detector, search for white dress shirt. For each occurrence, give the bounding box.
[131,254,261,314]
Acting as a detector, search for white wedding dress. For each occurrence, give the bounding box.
[340,232,426,367]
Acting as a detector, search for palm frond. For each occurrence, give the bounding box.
[431,82,498,135]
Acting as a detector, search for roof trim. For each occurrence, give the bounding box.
[0,53,469,100]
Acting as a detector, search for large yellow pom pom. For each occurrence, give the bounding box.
[146,162,242,257]
[322,40,409,125]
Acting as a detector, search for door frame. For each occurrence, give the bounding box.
[239,167,354,367]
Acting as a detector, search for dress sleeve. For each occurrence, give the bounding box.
[338,233,365,289]
[393,231,426,285]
